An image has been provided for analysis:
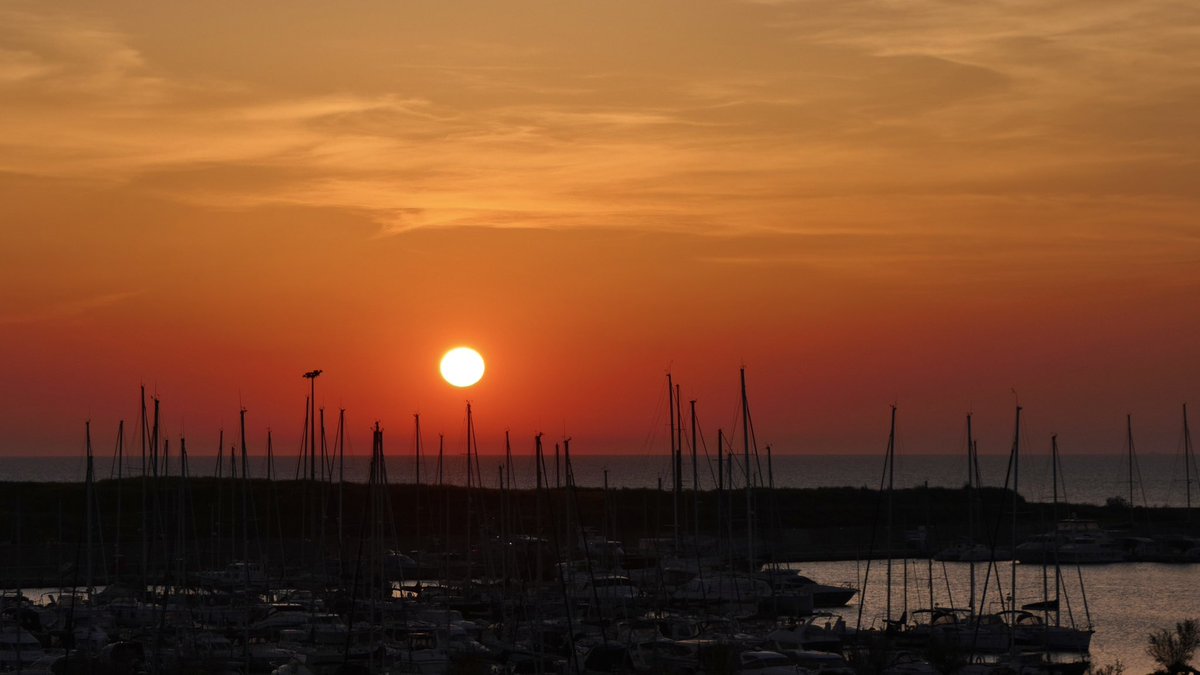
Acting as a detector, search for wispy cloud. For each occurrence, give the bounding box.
[0,290,143,326]
[0,0,1196,272]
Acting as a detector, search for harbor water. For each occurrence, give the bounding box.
[791,559,1200,675]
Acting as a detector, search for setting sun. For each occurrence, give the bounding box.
[439,347,485,388]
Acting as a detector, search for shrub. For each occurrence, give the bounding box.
[1147,619,1200,675]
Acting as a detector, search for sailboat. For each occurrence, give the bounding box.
[1008,435,1094,653]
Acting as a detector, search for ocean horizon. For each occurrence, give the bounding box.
[2,451,1195,508]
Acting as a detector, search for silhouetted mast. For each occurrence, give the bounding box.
[690,399,699,542]
[1010,405,1022,623]
[885,405,896,622]
[113,420,124,581]
[303,370,322,481]
[1185,404,1194,515]
[85,420,95,595]
[1127,414,1135,510]
[741,368,754,572]
[966,412,976,615]
[668,372,678,551]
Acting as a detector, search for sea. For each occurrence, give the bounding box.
[2,452,1196,507]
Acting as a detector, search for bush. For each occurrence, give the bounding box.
[1090,660,1125,675]
[1147,619,1200,675]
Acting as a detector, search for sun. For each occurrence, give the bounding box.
[440,347,485,388]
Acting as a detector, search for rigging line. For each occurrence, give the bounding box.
[695,410,720,489]
[853,410,894,635]
[639,373,670,456]
[971,426,1017,656]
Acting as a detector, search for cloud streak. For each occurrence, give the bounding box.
[0,0,1195,276]
[0,291,143,326]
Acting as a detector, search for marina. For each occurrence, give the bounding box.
[3,410,1199,675]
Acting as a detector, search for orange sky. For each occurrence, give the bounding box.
[2,1,1199,459]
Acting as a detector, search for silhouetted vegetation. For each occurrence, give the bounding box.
[1147,619,1200,675]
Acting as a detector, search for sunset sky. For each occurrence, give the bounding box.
[2,0,1198,460]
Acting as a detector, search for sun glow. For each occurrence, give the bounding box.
[440,347,485,388]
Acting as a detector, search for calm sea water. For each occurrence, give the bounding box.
[1,452,1196,507]
[791,559,1200,675]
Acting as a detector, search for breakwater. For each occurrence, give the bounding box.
[1,480,1193,588]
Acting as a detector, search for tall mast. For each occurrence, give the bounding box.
[151,396,160,479]
[534,433,544,585]
[1185,404,1194,515]
[320,407,328,483]
[303,370,322,563]
[1051,434,1062,627]
[266,429,274,481]
[690,399,699,542]
[114,420,124,582]
[179,436,189,589]
[966,413,975,616]
[741,368,754,572]
[213,429,223,572]
[1127,414,1135,510]
[676,383,683,539]
[505,429,514,491]
[303,370,322,481]
[1011,406,1022,620]
[337,409,345,573]
[668,372,678,551]
[239,407,251,672]
[885,405,896,622]
[240,408,250,567]
[414,413,423,487]
[437,434,444,487]
[535,433,544,490]
[717,430,724,564]
[85,420,94,595]
[465,402,475,580]
[140,386,149,590]
[414,413,423,545]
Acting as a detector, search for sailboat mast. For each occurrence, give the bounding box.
[1185,403,1194,514]
[534,432,544,584]
[505,429,514,491]
[676,383,683,537]
[717,430,724,564]
[114,420,124,582]
[668,372,678,551]
[1051,434,1062,627]
[85,420,94,595]
[240,408,249,567]
[1011,406,1022,617]
[885,405,896,622]
[741,368,753,572]
[966,412,975,616]
[1127,414,1135,510]
[535,433,544,490]
[140,386,149,590]
[337,409,345,570]
[414,413,422,545]
[239,407,251,671]
[320,407,328,483]
[690,399,699,542]
[306,372,319,481]
[465,402,475,578]
[414,413,423,487]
